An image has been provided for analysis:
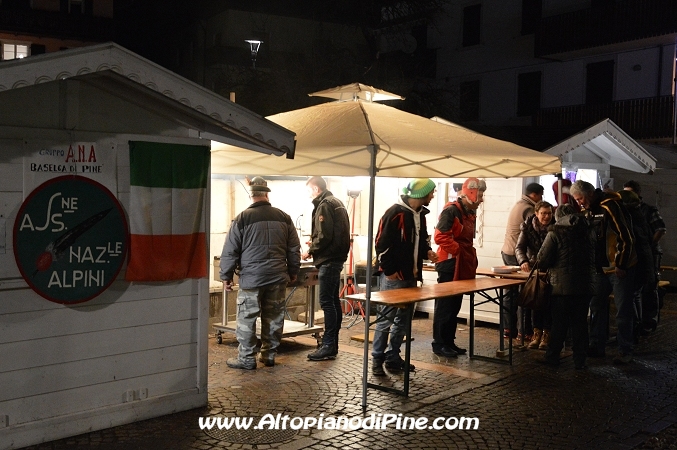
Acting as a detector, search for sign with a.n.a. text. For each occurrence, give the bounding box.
[24,142,116,196]
[13,176,128,304]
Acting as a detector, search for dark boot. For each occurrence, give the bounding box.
[307,344,337,361]
[372,359,386,376]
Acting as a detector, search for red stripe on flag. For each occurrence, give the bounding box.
[125,233,207,281]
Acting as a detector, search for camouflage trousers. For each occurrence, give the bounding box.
[235,282,287,363]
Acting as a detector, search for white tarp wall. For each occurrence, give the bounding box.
[208,175,529,323]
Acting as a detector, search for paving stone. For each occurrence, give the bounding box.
[17,293,677,449]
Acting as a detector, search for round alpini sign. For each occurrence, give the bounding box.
[14,176,128,304]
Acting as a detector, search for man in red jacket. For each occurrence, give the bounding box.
[432,177,486,357]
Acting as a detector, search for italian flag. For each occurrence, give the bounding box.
[125,141,209,281]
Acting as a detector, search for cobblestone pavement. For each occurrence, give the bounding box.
[24,293,677,450]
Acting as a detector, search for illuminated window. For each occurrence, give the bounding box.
[2,43,29,60]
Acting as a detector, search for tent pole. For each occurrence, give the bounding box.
[362,144,377,411]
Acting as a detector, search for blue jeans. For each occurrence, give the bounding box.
[371,274,417,362]
[318,260,344,347]
[589,268,637,354]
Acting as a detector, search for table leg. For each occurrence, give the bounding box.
[498,288,505,352]
[469,292,475,358]
[403,305,413,397]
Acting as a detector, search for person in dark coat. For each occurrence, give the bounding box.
[623,180,667,331]
[303,176,351,361]
[536,204,596,369]
[220,177,301,369]
[514,201,554,349]
[618,189,655,343]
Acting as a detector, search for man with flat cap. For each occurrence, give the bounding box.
[220,176,301,370]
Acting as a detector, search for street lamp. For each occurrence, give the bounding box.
[245,39,262,68]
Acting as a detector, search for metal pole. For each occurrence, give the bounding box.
[361,144,377,410]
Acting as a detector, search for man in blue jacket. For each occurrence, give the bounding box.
[220,177,301,369]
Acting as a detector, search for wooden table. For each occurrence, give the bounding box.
[475,268,532,347]
[346,277,525,397]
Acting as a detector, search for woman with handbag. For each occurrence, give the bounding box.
[536,204,596,369]
[515,201,554,348]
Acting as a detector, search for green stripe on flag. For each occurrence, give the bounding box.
[129,141,209,189]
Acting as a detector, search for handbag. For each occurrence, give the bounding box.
[516,262,551,310]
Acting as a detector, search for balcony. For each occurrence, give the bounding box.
[535,0,677,58]
[535,95,674,140]
[0,8,114,42]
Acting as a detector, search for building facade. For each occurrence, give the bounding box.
[431,0,676,142]
[0,0,114,61]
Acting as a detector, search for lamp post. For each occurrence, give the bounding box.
[245,39,262,68]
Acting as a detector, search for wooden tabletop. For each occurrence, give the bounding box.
[475,268,530,280]
[345,277,524,307]
[661,265,677,271]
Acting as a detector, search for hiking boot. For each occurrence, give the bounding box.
[528,328,542,349]
[307,344,337,361]
[258,354,275,367]
[385,358,415,372]
[226,357,256,370]
[539,330,550,350]
[372,359,386,376]
[613,352,633,365]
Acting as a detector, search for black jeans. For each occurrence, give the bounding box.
[432,270,463,349]
[318,260,344,347]
[501,252,519,336]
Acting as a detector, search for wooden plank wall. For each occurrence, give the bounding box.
[0,137,207,449]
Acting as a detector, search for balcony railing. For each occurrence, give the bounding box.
[535,0,677,57]
[535,95,674,140]
[0,8,114,42]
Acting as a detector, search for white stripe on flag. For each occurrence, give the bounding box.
[129,186,206,235]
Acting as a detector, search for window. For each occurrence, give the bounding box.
[2,43,29,60]
[460,80,480,121]
[586,60,614,104]
[521,0,542,35]
[462,4,481,47]
[517,71,542,116]
[60,0,92,15]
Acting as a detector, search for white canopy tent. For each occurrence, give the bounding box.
[212,98,560,178]
[212,83,561,409]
